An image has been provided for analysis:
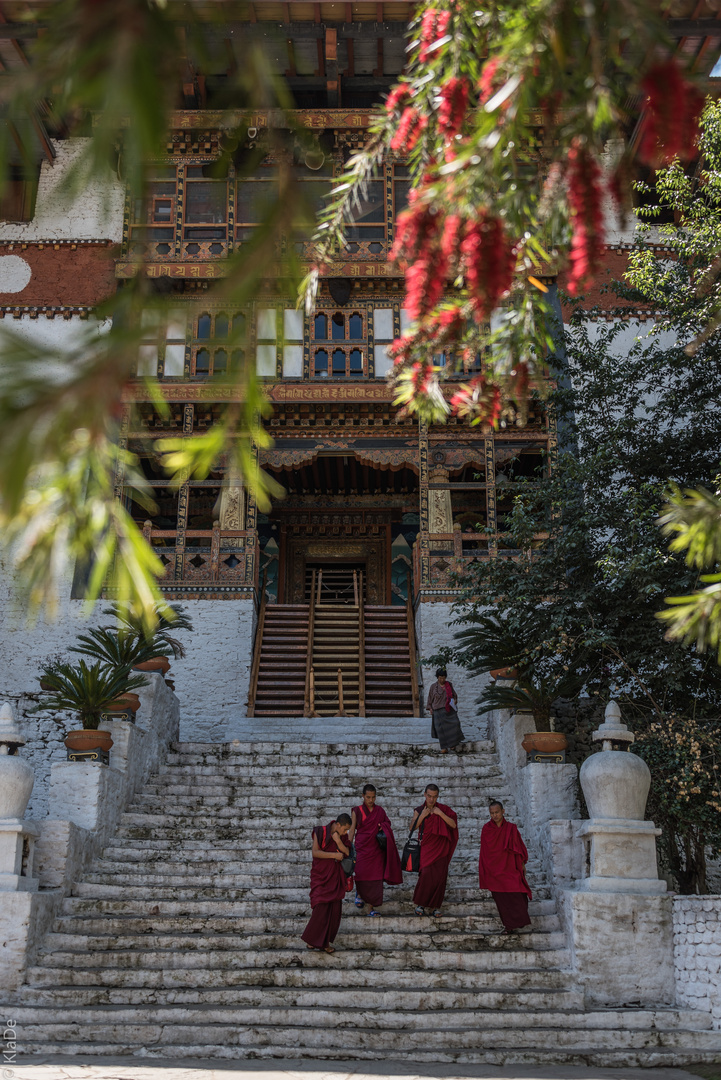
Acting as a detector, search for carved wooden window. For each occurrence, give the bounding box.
[136,309,186,378]
[184,167,227,247]
[254,307,303,378]
[191,310,247,378]
[312,309,366,377]
[346,179,385,240]
[236,166,279,242]
[373,307,394,377]
[129,167,177,255]
[393,165,411,218]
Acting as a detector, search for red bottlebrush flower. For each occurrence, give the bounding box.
[639,60,705,167]
[438,77,470,138]
[385,84,413,115]
[390,107,428,152]
[437,304,465,338]
[450,376,502,425]
[479,57,502,105]
[440,213,463,268]
[390,197,438,267]
[405,242,449,321]
[411,361,434,395]
[419,9,452,63]
[566,142,605,296]
[460,213,516,322]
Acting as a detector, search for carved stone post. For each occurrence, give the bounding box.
[0,703,39,892]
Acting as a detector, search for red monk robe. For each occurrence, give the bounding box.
[413,803,459,911]
[352,803,403,909]
[301,822,347,950]
[478,818,532,933]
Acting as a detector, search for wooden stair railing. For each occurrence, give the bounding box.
[304,569,317,717]
[358,570,366,717]
[246,567,267,718]
[406,570,421,717]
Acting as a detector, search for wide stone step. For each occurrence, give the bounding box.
[89,857,541,879]
[11,1042,721,1067]
[50,903,557,935]
[168,739,496,754]
[17,978,576,1007]
[59,896,557,920]
[10,1017,721,1052]
[42,914,561,950]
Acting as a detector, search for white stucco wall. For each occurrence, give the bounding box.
[673,896,721,1028]
[0,138,124,242]
[415,600,490,741]
[1,543,257,817]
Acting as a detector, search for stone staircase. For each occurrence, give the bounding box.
[7,733,721,1065]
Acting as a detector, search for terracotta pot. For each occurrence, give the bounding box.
[64,729,114,754]
[521,731,568,755]
[133,657,171,675]
[489,667,519,680]
[39,678,55,691]
[108,693,141,714]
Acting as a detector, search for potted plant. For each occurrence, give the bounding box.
[69,628,172,677]
[37,651,68,691]
[102,602,193,673]
[34,660,147,755]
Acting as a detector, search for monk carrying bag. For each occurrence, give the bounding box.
[376,828,387,852]
[341,843,356,876]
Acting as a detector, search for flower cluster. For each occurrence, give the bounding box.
[566,142,605,296]
[390,107,427,152]
[638,60,705,167]
[385,84,413,116]
[438,77,470,139]
[449,376,502,425]
[460,213,516,321]
[419,9,452,64]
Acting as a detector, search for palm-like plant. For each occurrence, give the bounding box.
[69,628,171,669]
[35,661,147,730]
[452,612,589,730]
[103,602,193,660]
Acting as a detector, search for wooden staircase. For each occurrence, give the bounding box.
[311,605,361,716]
[250,604,309,717]
[248,570,420,718]
[364,606,416,716]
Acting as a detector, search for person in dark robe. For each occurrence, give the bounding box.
[478,799,532,935]
[409,783,458,916]
[301,813,352,953]
[348,784,403,915]
[426,667,464,753]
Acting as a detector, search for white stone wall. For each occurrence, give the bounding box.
[1,543,258,815]
[415,600,490,740]
[673,895,721,1028]
[0,138,124,242]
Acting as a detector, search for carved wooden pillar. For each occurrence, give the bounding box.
[428,465,453,535]
[485,437,498,557]
[418,420,430,587]
[219,465,245,531]
[174,469,190,580]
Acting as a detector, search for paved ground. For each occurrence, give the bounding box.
[5,1058,716,1080]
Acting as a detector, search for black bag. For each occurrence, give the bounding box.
[341,843,356,876]
[376,828,387,852]
[401,816,424,874]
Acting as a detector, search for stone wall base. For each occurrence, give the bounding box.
[0,891,61,990]
[560,889,675,1006]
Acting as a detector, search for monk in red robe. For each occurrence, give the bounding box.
[301,813,352,953]
[410,784,458,916]
[478,799,532,934]
[348,784,403,915]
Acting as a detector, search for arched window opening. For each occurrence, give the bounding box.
[214,349,228,373]
[215,313,229,338]
[349,349,363,375]
[314,313,328,338]
[332,349,346,376]
[197,314,212,340]
[196,348,210,374]
[349,312,363,339]
[331,312,345,340]
[232,312,246,337]
[314,349,328,377]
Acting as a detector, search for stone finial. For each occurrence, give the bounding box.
[0,702,25,754]
[592,699,635,751]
